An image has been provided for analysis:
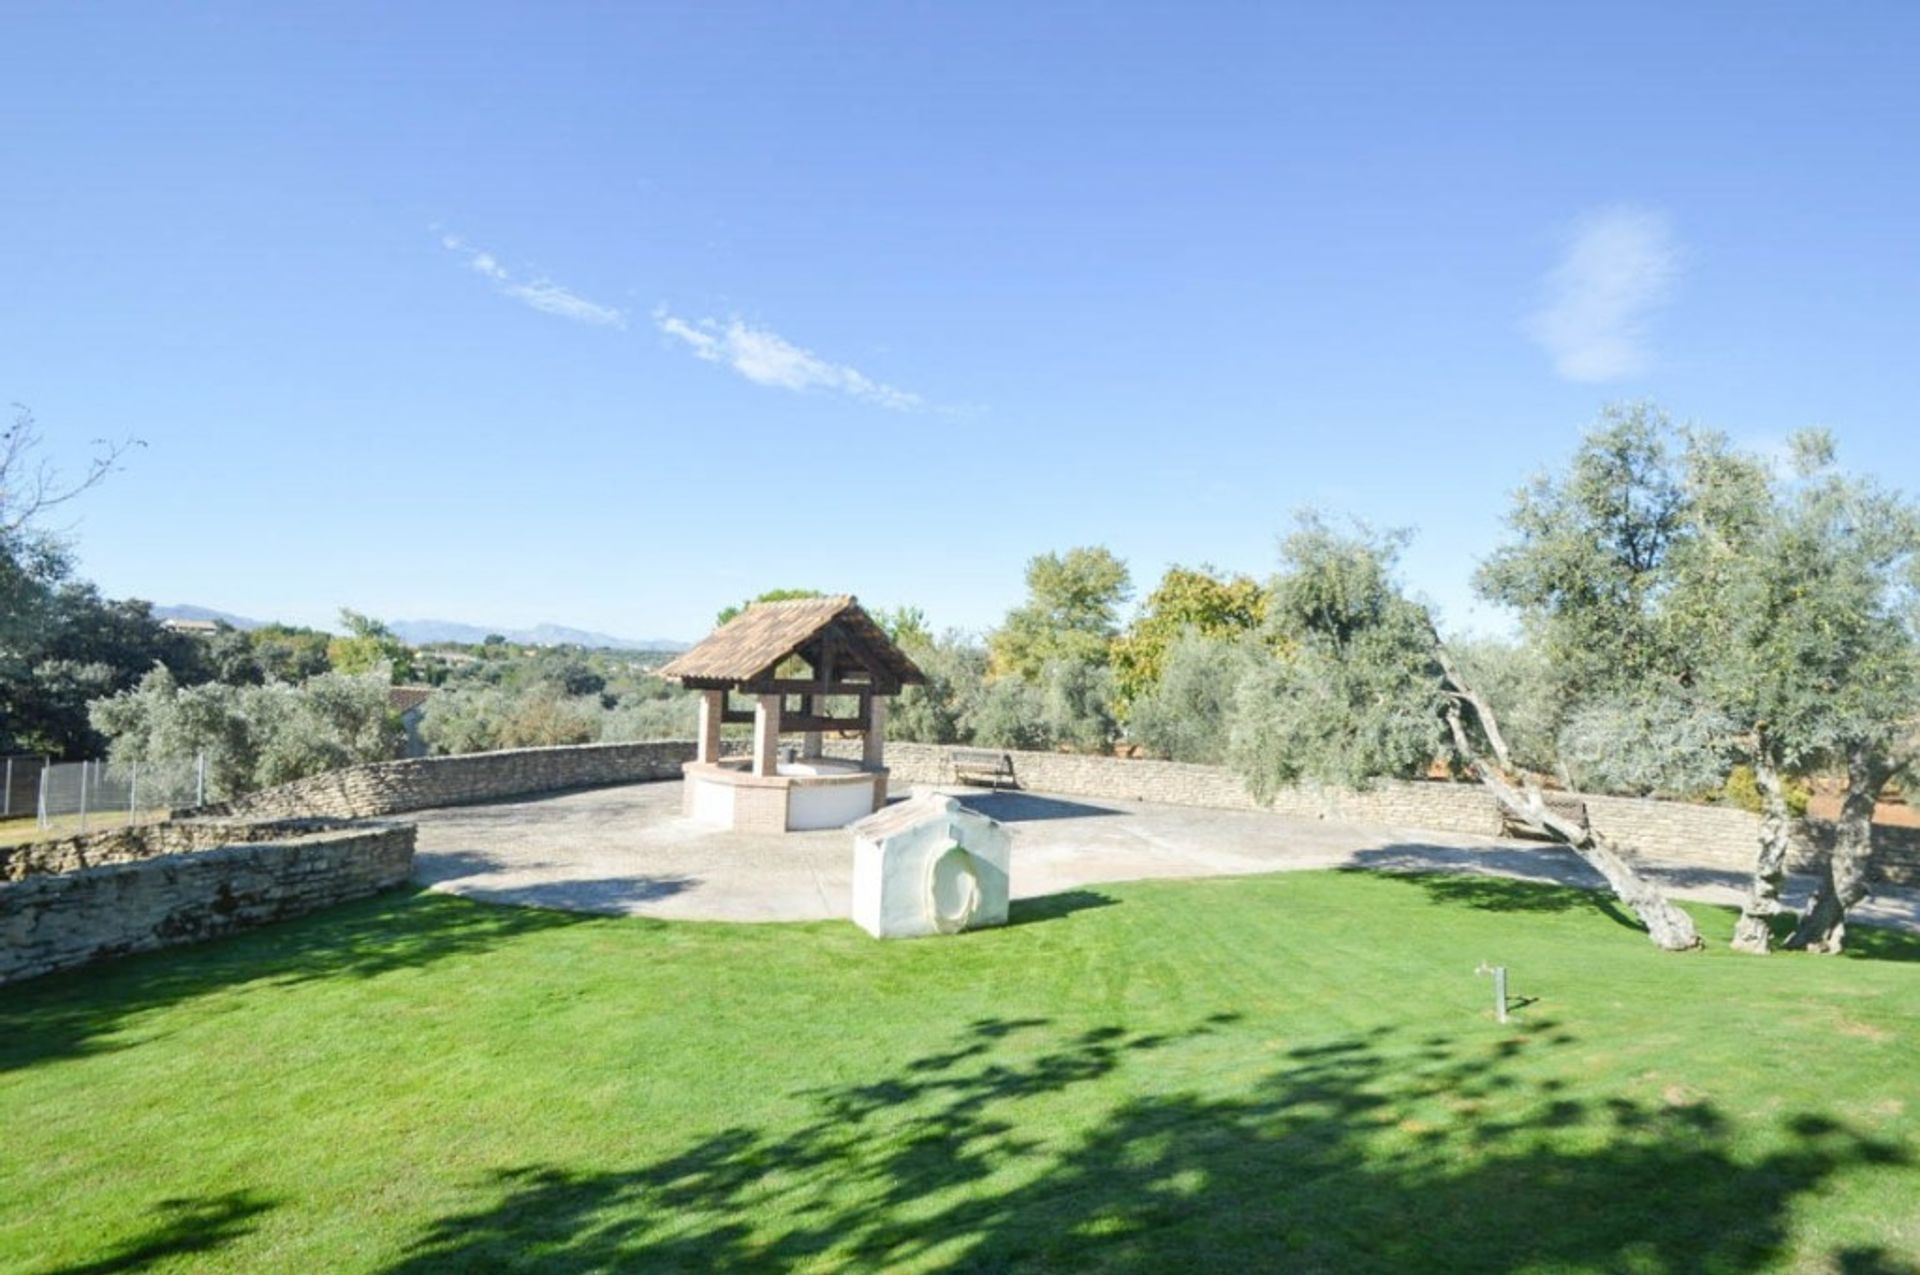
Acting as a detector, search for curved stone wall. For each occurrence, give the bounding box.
[1,819,416,985]
[207,740,697,820]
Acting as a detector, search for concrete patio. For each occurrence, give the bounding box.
[408,779,1920,935]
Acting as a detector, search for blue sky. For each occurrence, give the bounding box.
[4,3,1916,641]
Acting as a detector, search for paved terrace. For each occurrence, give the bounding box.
[409,780,1920,935]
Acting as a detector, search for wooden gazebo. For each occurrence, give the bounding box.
[659,596,926,831]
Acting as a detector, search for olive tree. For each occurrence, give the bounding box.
[1672,431,1920,952]
[1128,632,1254,765]
[90,667,401,799]
[1231,515,1701,951]
[1481,409,1920,954]
[887,631,988,745]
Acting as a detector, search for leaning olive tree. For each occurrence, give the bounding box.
[1231,515,1702,951]
[1482,408,1920,954]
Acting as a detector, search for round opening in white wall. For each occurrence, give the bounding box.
[926,844,981,934]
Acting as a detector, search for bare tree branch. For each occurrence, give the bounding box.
[0,405,143,536]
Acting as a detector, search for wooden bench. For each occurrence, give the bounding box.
[949,748,1016,791]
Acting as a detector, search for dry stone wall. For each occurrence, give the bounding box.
[209,740,696,820]
[2,816,370,882]
[1,820,415,984]
[852,741,1920,886]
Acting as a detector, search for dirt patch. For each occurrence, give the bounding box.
[1835,1018,1895,1043]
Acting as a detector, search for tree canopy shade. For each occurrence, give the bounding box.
[1229,513,1702,951]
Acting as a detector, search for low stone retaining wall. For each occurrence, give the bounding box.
[848,742,1920,887]
[1,819,416,985]
[1,816,370,882]
[209,740,697,820]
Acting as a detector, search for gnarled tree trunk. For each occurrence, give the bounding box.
[1785,746,1883,954]
[1731,749,1793,954]
[1433,645,1701,952]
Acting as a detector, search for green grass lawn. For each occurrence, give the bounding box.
[3,872,1917,1273]
[0,809,167,848]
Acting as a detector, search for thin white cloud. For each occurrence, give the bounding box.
[652,307,924,411]
[1527,206,1679,382]
[437,232,625,328]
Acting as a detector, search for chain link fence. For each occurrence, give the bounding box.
[3,755,51,821]
[25,755,208,835]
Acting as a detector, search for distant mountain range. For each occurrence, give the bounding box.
[388,619,690,652]
[153,605,689,652]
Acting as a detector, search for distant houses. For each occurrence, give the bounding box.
[389,686,435,758]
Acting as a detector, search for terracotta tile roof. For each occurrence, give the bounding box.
[388,686,434,714]
[659,595,925,688]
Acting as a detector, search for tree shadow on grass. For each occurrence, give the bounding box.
[1347,866,1920,963]
[1825,922,1920,964]
[1349,867,1644,932]
[40,1190,277,1275]
[433,874,700,914]
[0,888,592,1074]
[381,1015,1916,1273]
[1004,889,1119,927]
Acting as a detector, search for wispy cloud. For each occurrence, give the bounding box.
[1526,206,1679,382]
[652,307,924,411]
[438,232,626,328]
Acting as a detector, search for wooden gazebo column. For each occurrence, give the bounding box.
[696,691,724,765]
[752,693,783,777]
[864,695,887,768]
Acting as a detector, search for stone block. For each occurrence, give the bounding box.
[850,794,1010,939]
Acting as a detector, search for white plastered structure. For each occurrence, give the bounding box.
[849,793,1011,939]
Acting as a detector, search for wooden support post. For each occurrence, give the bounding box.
[753,694,782,777]
[864,695,887,767]
[801,689,824,758]
[697,691,724,764]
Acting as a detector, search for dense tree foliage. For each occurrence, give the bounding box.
[1476,404,1692,720]
[988,547,1131,681]
[1228,518,1450,795]
[886,630,988,746]
[1224,514,1702,950]
[416,644,697,756]
[1127,632,1251,765]
[327,609,417,682]
[1666,429,1920,951]
[0,409,211,757]
[90,666,400,799]
[1110,566,1268,717]
[247,623,335,683]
